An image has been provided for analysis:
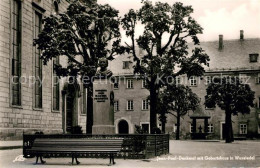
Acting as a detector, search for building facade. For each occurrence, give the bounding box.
[0,0,87,140]
[110,31,260,139]
[0,1,259,140]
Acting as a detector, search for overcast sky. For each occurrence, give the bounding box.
[98,0,260,42]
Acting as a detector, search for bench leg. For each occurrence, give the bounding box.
[109,154,116,165]
[72,155,80,165]
[75,157,80,165]
[40,156,46,164]
[36,155,46,164]
[112,154,115,165]
[72,155,74,165]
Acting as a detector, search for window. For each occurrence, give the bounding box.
[52,57,60,111]
[205,76,211,85]
[240,124,247,134]
[34,11,42,108]
[127,100,133,110]
[142,79,147,88]
[123,61,130,69]
[176,77,181,85]
[114,78,119,89]
[142,99,149,110]
[173,124,177,133]
[249,53,258,62]
[239,74,249,84]
[141,123,150,133]
[127,79,133,89]
[189,76,197,86]
[114,101,119,112]
[11,0,22,106]
[208,124,214,133]
[258,124,260,134]
[190,123,193,133]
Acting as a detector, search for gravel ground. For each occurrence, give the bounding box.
[0,140,259,168]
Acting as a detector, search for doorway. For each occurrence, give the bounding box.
[66,92,74,133]
[118,120,129,134]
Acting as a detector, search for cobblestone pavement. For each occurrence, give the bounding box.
[0,140,259,168]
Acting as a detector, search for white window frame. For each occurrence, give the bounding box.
[114,100,119,112]
[208,124,213,133]
[127,79,133,89]
[176,77,181,85]
[189,76,197,86]
[127,100,133,111]
[239,74,249,84]
[258,124,260,134]
[142,99,149,110]
[240,124,247,134]
[205,76,211,85]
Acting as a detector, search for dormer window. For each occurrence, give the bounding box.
[249,53,258,63]
[123,61,130,69]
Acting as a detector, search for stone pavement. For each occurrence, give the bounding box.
[0,140,260,167]
[0,141,22,150]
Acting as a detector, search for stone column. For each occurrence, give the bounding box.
[92,79,115,134]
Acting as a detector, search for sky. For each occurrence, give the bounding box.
[98,0,260,42]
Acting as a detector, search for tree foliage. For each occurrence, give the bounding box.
[121,0,209,132]
[34,0,126,78]
[158,84,200,138]
[205,76,255,142]
[34,0,126,133]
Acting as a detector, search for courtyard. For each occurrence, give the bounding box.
[0,140,259,168]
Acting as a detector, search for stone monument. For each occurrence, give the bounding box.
[92,57,115,134]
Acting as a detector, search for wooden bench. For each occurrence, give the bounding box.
[26,138,123,165]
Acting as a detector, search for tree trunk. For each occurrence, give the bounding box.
[150,79,158,134]
[176,112,181,140]
[162,121,165,134]
[225,110,233,143]
[86,83,93,134]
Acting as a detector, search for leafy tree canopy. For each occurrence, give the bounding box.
[34,0,126,79]
[205,76,255,115]
[122,0,210,85]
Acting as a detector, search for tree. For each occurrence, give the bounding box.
[158,84,200,139]
[205,76,255,143]
[121,0,209,133]
[34,0,126,133]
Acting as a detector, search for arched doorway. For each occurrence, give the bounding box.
[118,120,129,134]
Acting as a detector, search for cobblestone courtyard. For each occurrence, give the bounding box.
[0,140,259,168]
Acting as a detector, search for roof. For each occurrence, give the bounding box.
[199,38,260,71]
[109,38,260,75]
[190,105,210,119]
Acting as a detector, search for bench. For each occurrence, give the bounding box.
[26,138,123,165]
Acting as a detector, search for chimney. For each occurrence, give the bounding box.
[219,35,223,50]
[240,30,244,40]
